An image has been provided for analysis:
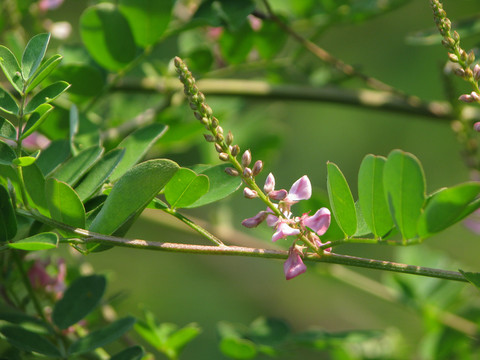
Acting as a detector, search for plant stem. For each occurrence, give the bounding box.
[18,210,469,283]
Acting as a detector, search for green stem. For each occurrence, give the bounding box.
[18,209,469,283]
[11,250,48,322]
[162,208,225,246]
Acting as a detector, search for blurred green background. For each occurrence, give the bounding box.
[4,0,480,358]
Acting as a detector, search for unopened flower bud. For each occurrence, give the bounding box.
[200,117,209,125]
[471,91,480,101]
[219,152,229,161]
[215,133,224,142]
[252,160,263,176]
[269,189,288,201]
[243,167,252,178]
[204,134,215,142]
[242,150,252,167]
[448,53,459,62]
[194,112,203,121]
[197,92,205,103]
[189,102,198,110]
[467,50,476,65]
[174,56,183,68]
[215,143,223,153]
[460,49,467,61]
[201,104,213,117]
[465,67,473,78]
[226,131,233,145]
[211,117,219,128]
[474,122,480,132]
[215,126,223,135]
[452,31,460,42]
[473,64,480,81]
[454,68,465,77]
[264,173,275,194]
[242,211,268,228]
[231,145,240,157]
[459,94,474,103]
[243,187,258,199]
[225,167,239,176]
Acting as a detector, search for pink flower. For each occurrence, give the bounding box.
[272,221,300,242]
[302,208,331,236]
[284,175,311,204]
[39,0,64,11]
[284,246,307,280]
[242,211,268,228]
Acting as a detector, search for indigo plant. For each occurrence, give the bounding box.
[1,0,480,359]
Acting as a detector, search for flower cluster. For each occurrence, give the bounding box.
[174,57,332,280]
[430,0,480,106]
[243,173,331,280]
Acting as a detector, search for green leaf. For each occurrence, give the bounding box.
[69,316,136,355]
[110,346,145,360]
[0,45,23,93]
[0,140,16,165]
[383,150,425,240]
[52,275,106,329]
[50,145,104,186]
[45,178,86,229]
[21,103,54,139]
[358,155,393,238]
[23,162,50,216]
[25,54,63,94]
[89,159,179,235]
[459,270,480,291]
[0,87,19,115]
[0,184,17,242]
[164,323,201,357]
[418,182,480,238]
[109,123,168,182]
[24,81,70,114]
[165,168,209,209]
[0,309,53,335]
[186,164,242,208]
[8,232,58,250]
[327,162,357,237]
[0,324,61,358]
[21,33,51,80]
[193,0,255,31]
[12,154,38,167]
[36,139,71,176]
[219,23,254,65]
[0,117,16,140]
[75,148,125,202]
[254,21,287,60]
[80,3,137,71]
[50,63,104,100]
[220,337,257,359]
[119,0,174,47]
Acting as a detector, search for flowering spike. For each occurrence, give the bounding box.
[284,246,307,280]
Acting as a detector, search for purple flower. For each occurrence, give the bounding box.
[284,175,311,204]
[284,246,307,280]
[272,221,300,242]
[302,208,331,236]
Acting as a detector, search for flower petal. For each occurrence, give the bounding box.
[286,175,311,202]
[303,207,331,235]
[272,222,300,242]
[242,211,268,228]
[284,247,307,280]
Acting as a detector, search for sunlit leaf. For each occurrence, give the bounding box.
[80,3,137,71]
[24,81,70,114]
[25,54,63,94]
[0,45,23,93]
[69,317,136,355]
[0,87,19,115]
[119,0,174,47]
[0,117,16,140]
[88,159,178,235]
[50,145,104,186]
[75,148,125,202]
[358,154,393,238]
[8,232,58,250]
[109,123,168,182]
[459,270,480,292]
[45,178,86,229]
[21,103,54,139]
[418,182,480,238]
[383,150,425,240]
[327,162,357,237]
[52,275,106,329]
[165,168,209,209]
[220,337,257,359]
[21,33,50,80]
